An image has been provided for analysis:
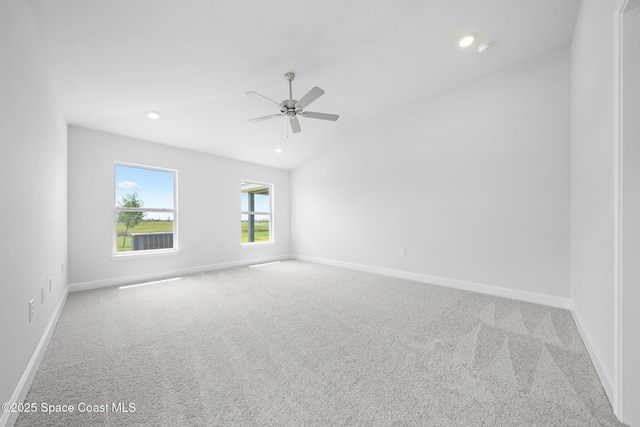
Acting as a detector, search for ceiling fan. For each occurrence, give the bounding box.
[247,72,339,133]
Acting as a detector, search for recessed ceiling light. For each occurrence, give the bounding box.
[458,33,477,48]
[146,111,161,120]
[275,147,283,153]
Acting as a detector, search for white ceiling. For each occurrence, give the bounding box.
[27,0,581,170]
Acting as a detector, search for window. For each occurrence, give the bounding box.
[241,181,272,244]
[114,163,177,254]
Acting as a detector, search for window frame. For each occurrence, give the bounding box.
[112,162,178,257]
[241,180,274,246]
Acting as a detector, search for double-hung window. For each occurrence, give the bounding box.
[114,163,177,255]
[241,181,273,244]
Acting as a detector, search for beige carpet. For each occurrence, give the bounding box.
[16,260,624,426]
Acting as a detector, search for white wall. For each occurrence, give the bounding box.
[292,49,571,306]
[621,4,640,425]
[570,0,618,402]
[67,126,290,288]
[0,0,68,425]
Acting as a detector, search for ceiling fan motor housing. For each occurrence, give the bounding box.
[281,99,299,115]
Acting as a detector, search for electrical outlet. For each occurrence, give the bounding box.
[29,300,34,322]
[400,249,406,257]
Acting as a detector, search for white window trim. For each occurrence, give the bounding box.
[241,180,274,246]
[113,162,179,257]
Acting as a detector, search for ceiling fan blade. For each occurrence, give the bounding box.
[295,86,325,109]
[289,115,301,133]
[247,113,284,123]
[300,111,339,121]
[247,91,284,110]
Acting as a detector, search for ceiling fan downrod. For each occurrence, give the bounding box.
[284,72,295,100]
[284,72,296,115]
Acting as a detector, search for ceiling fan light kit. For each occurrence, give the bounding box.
[247,72,339,134]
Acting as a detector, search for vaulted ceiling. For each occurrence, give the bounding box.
[27,0,581,169]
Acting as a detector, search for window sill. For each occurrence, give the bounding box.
[111,249,180,260]
[241,242,275,248]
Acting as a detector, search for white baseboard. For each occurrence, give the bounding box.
[569,306,615,404]
[69,254,291,292]
[292,255,571,309]
[0,287,69,427]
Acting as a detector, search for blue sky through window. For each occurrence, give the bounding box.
[240,192,270,213]
[115,165,174,219]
